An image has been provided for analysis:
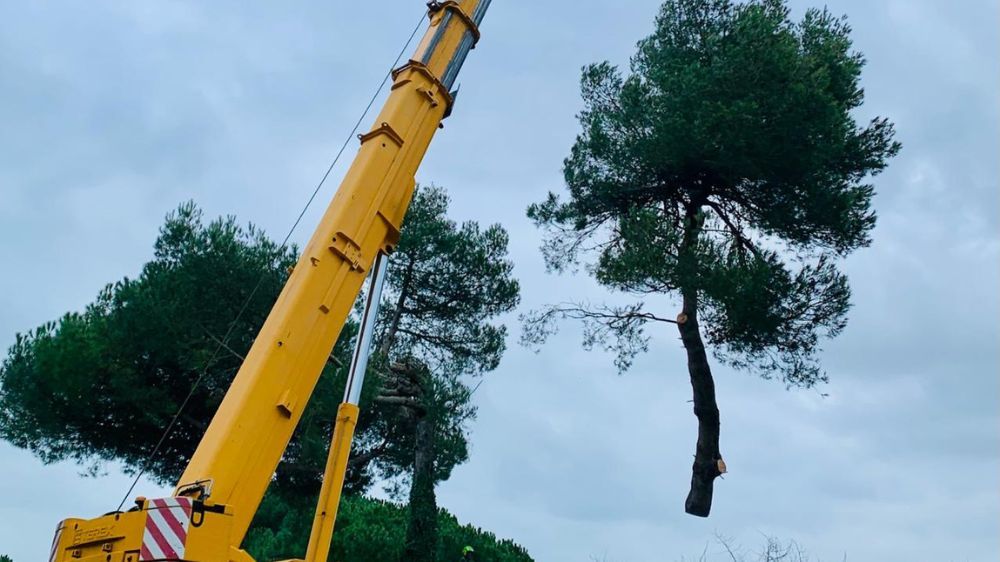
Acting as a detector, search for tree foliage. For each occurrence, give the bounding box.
[380,185,521,376]
[526,0,899,516]
[245,493,532,562]
[0,202,300,483]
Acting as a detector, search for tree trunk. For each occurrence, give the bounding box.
[678,206,723,517]
[379,255,416,357]
[677,290,723,516]
[401,407,438,562]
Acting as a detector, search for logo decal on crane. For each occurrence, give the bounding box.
[140,497,193,561]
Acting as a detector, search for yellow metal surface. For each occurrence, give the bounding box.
[51,513,143,562]
[304,403,360,562]
[183,502,234,561]
[51,1,489,560]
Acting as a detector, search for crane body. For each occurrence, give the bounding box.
[48,1,490,561]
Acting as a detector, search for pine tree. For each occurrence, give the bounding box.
[525,0,900,516]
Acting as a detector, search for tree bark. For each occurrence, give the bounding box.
[678,205,723,517]
[677,290,722,516]
[379,254,416,357]
[401,392,438,562]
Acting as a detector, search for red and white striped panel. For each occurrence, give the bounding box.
[140,497,193,561]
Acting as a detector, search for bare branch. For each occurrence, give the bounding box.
[203,330,245,362]
[705,200,766,262]
[714,532,742,562]
[536,302,677,325]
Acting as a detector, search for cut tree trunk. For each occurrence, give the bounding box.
[401,408,438,562]
[677,288,723,517]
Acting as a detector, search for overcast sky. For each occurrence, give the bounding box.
[1,1,997,561]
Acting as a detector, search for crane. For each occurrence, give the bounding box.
[48,2,491,561]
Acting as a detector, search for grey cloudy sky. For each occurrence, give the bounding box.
[0,1,997,560]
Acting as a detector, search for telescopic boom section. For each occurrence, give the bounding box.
[48,3,491,562]
[177,0,491,547]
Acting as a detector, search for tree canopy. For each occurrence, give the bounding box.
[526,0,899,516]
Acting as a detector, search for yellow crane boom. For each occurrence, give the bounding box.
[49,2,490,561]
